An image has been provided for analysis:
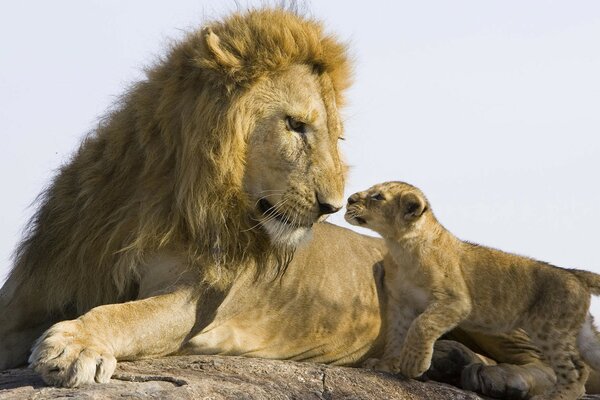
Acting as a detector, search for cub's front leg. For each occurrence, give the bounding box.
[363,295,418,373]
[399,295,471,378]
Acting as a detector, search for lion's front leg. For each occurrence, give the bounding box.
[29,287,197,387]
[29,318,117,386]
[0,274,55,370]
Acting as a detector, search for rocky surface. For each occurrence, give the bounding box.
[1,355,600,399]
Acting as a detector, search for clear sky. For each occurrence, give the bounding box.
[1,1,599,316]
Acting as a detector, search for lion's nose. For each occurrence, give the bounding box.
[318,201,341,216]
[316,193,342,216]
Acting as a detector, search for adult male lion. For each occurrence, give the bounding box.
[0,8,588,398]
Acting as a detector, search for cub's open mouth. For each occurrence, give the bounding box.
[353,216,367,225]
[345,210,366,225]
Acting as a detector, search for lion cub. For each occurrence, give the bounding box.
[345,181,600,400]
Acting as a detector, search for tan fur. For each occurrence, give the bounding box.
[8,8,351,315]
[346,181,600,399]
[0,8,349,385]
[0,8,589,396]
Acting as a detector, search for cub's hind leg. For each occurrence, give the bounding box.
[530,331,588,400]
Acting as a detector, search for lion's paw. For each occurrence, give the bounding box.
[29,319,116,387]
[461,363,533,400]
[425,340,479,385]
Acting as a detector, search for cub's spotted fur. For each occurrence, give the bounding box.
[346,181,600,400]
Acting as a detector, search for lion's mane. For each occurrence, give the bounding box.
[11,8,351,314]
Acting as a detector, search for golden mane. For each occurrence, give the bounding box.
[10,8,351,314]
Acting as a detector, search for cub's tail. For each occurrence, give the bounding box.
[577,314,600,370]
[570,269,600,295]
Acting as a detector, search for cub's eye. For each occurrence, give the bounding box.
[370,193,385,201]
[285,116,307,135]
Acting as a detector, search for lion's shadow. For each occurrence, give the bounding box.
[0,367,47,390]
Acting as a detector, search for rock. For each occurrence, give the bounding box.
[1,355,599,399]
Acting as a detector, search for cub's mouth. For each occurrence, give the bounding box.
[353,216,367,225]
[344,209,367,225]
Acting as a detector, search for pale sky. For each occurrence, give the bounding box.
[1,1,599,316]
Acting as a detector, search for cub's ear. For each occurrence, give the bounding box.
[400,192,427,221]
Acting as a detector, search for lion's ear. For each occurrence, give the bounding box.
[202,27,241,71]
[400,192,426,221]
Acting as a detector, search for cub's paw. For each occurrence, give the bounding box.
[29,319,116,387]
[399,346,432,379]
[361,357,381,369]
[373,357,401,374]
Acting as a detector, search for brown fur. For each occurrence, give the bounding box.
[0,8,586,396]
[346,181,600,399]
[8,8,351,315]
[0,7,354,386]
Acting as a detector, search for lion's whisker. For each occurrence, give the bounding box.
[255,190,286,195]
[243,199,289,233]
[266,200,294,241]
[253,193,285,209]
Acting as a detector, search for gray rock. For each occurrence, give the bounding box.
[1,355,599,399]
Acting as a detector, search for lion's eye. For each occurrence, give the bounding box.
[285,116,307,135]
[370,193,385,201]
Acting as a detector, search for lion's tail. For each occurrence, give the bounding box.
[570,269,600,295]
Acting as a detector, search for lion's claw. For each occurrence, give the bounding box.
[29,320,116,387]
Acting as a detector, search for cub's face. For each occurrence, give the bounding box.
[345,182,428,239]
[243,65,346,248]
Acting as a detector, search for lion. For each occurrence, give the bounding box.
[0,7,592,398]
[345,181,600,399]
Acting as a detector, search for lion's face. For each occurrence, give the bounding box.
[243,65,346,248]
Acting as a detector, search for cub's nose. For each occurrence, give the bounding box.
[347,193,360,205]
